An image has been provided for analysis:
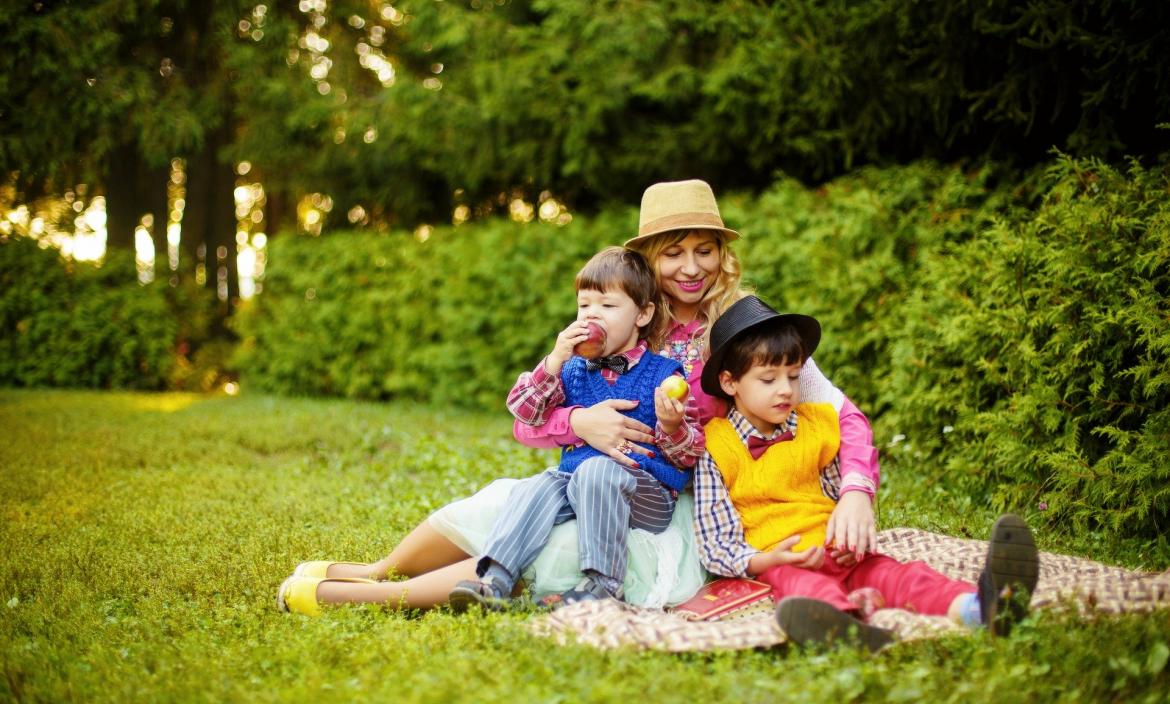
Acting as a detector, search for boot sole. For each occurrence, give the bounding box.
[776,597,895,653]
[984,513,1040,636]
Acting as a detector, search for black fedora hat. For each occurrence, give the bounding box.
[699,296,821,398]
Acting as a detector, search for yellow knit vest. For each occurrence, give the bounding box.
[706,403,840,553]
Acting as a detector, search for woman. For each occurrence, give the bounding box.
[277,180,880,616]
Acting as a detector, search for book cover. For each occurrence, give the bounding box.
[672,577,774,621]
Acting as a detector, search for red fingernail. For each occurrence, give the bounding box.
[632,462,641,469]
[648,451,656,458]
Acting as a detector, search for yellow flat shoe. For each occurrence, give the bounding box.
[276,576,376,616]
[292,561,371,578]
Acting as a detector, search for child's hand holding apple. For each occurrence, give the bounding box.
[546,320,607,375]
[654,375,689,435]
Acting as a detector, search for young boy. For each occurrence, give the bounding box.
[694,295,1041,650]
[450,247,702,611]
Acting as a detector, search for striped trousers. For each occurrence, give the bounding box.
[477,456,676,588]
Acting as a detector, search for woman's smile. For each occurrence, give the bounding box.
[655,233,722,320]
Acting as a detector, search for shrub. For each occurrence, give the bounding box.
[237,156,1170,540]
[233,212,633,409]
[0,238,178,389]
[725,161,1021,416]
[883,156,1170,537]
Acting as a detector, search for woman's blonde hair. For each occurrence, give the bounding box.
[630,229,750,354]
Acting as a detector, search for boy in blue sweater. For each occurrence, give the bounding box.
[450,247,703,611]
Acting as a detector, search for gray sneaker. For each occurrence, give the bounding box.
[555,574,623,608]
[449,577,511,614]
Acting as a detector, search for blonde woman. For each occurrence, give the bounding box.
[278,181,880,616]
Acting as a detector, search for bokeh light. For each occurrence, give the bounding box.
[233,169,269,298]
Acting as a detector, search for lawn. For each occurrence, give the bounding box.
[2,389,1168,703]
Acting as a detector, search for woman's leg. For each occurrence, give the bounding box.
[328,521,472,579]
[316,557,479,609]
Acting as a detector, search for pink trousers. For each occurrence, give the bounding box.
[758,552,975,616]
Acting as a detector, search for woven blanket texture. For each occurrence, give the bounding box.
[530,528,1170,652]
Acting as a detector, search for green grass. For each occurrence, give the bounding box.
[2,389,1168,703]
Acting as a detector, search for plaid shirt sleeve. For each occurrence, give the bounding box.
[505,357,567,426]
[693,449,759,577]
[655,391,704,468]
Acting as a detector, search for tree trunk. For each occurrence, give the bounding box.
[103,139,169,258]
[182,120,238,327]
[264,188,295,238]
[103,141,139,250]
[140,161,169,253]
[182,144,211,270]
[210,142,239,305]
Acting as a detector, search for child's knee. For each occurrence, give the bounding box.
[567,458,635,497]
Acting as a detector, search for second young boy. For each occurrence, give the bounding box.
[694,295,1040,650]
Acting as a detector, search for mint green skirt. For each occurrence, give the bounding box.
[428,477,706,607]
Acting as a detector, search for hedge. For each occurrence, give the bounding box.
[0,239,177,390]
[237,156,1169,539]
[232,212,633,410]
[883,156,1170,536]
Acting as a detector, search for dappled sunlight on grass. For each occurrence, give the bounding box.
[123,392,203,413]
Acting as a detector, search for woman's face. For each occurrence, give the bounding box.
[655,232,721,312]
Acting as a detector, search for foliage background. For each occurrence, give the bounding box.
[0,238,226,392]
[230,156,1169,541]
[3,2,1170,552]
[4,150,1167,541]
[3,0,1169,226]
[0,239,176,389]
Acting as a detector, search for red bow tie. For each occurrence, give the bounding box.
[747,431,794,459]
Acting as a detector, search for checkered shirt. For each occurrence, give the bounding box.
[693,408,843,578]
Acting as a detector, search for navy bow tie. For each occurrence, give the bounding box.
[585,355,629,374]
[747,431,795,459]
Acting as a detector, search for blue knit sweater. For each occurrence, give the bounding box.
[559,352,692,492]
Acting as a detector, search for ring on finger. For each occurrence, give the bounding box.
[617,440,633,454]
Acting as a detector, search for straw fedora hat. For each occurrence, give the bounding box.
[624,179,740,246]
[699,295,821,398]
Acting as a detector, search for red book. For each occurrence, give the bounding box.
[672,578,774,621]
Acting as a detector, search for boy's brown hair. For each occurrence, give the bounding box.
[699,295,821,400]
[713,323,808,401]
[575,246,662,343]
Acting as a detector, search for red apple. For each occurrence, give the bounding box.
[661,376,690,401]
[573,322,607,359]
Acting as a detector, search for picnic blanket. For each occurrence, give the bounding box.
[530,528,1170,652]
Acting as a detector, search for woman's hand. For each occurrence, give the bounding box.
[569,400,655,468]
[748,534,825,576]
[824,491,876,561]
[829,546,858,568]
[544,320,590,376]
